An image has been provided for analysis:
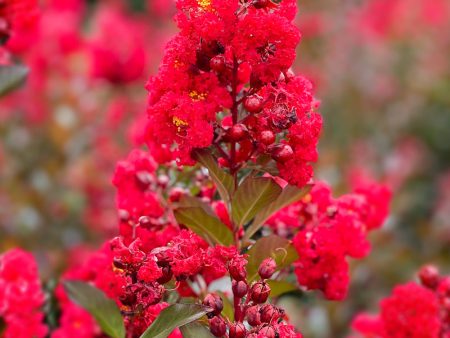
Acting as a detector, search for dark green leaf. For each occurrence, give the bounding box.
[0,65,28,97]
[231,177,282,228]
[192,149,235,203]
[174,207,234,246]
[246,235,299,282]
[180,322,214,338]
[140,304,209,338]
[177,195,215,216]
[267,280,299,297]
[64,281,125,338]
[244,184,312,241]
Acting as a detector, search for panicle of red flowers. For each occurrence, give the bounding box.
[350,265,450,338]
[203,256,303,337]
[266,178,391,300]
[0,249,48,338]
[145,0,322,188]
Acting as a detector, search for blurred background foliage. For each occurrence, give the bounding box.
[0,0,449,336]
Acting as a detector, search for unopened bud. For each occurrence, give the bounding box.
[258,258,277,279]
[203,293,224,316]
[250,282,271,304]
[209,316,227,337]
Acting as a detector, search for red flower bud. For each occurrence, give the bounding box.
[244,95,264,114]
[259,130,275,145]
[226,124,248,142]
[258,258,277,279]
[232,280,249,298]
[203,293,224,316]
[229,322,246,338]
[229,257,247,281]
[135,170,152,190]
[260,304,283,323]
[168,187,185,202]
[246,305,261,326]
[259,325,276,338]
[209,316,227,337]
[419,265,440,289]
[250,282,271,304]
[271,144,294,163]
[138,216,152,228]
[210,55,226,73]
[118,209,130,222]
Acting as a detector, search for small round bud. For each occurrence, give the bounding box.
[419,265,440,289]
[253,0,271,9]
[135,170,152,190]
[244,95,264,114]
[246,305,261,326]
[271,144,294,163]
[226,124,248,142]
[168,187,185,202]
[203,293,224,316]
[118,209,130,222]
[229,257,247,281]
[229,322,246,338]
[209,316,227,337]
[259,130,275,145]
[260,304,282,323]
[138,216,152,228]
[250,282,271,304]
[232,280,249,298]
[260,325,276,338]
[210,55,226,73]
[258,258,277,279]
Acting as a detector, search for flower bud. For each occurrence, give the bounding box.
[226,124,248,142]
[203,293,224,316]
[168,187,185,202]
[138,216,152,228]
[419,265,440,289]
[210,55,226,73]
[271,144,293,163]
[229,257,247,281]
[135,170,152,190]
[260,304,282,323]
[259,130,275,145]
[244,95,264,114]
[246,305,261,326]
[232,280,249,298]
[259,325,276,338]
[209,316,227,337]
[258,258,277,279]
[250,282,271,304]
[229,322,246,338]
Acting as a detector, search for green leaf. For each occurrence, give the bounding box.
[140,304,209,338]
[180,322,214,338]
[244,184,312,241]
[192,148,235,203]
[246,235,299,282]
[267,280,299,298]
[177,195,215,216]
[231,177,282,229]
[0,65,28,97]
[64,281,125,338]
[174,207,234,246]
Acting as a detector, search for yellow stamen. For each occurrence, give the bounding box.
[173,116,189,132]
[302,194,312,203]
[189,90,208,101]
[197,0,212,10]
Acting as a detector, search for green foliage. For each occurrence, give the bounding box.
[140,304,209,338]
[64,281,125,338]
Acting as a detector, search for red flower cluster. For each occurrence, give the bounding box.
[0,249,47,338]
[351,265,450,338]
[145,0,322,187]
[0,0,39,61]
[267,179,391,300]
[204,257,303,338]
